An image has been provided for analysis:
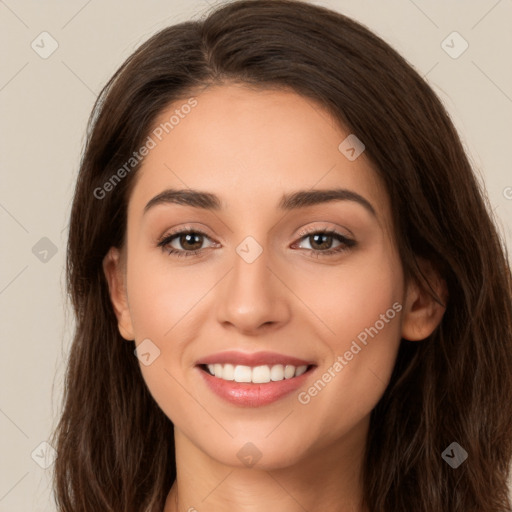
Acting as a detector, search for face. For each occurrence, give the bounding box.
[106,83,412,470]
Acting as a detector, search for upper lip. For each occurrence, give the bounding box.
[196,350,315,367]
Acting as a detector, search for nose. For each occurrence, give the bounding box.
[215,245,291,335]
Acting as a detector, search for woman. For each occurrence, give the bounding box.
[50,1,512,511]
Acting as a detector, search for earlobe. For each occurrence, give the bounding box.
[401,258,448,342]
[102,247,135,341]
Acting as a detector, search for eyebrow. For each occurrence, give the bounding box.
[143,188,376,216]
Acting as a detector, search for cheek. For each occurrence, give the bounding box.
[293,242,403,349]
[124,253,210,426]
[125,251,212,343]
[293,246,403,437]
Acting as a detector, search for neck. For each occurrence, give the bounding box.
[163,419,369,512]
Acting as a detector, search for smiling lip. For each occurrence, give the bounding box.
[195,351,316,407]
[195,350,314,367]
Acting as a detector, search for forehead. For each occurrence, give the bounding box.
[129,83,392,230]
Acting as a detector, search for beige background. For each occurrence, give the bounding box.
[1,0,511,510]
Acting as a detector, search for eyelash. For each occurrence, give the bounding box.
[157,226,356,259]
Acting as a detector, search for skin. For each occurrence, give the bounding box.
[103,83,446,512]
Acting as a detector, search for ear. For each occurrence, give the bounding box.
[401,257,448,341]
[103,247,135,341]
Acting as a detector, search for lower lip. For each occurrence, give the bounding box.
[197,366,314,407]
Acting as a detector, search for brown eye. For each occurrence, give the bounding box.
[294,229,357,258]
[157,229,216,258]
[307,233,336,251]
[175,232,204,251]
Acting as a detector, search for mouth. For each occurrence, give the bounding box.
[195,351,317,407]
[199,362,313,383]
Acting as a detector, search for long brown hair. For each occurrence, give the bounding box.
[51,1,512,510]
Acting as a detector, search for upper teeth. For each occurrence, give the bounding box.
[206,363,308,383]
